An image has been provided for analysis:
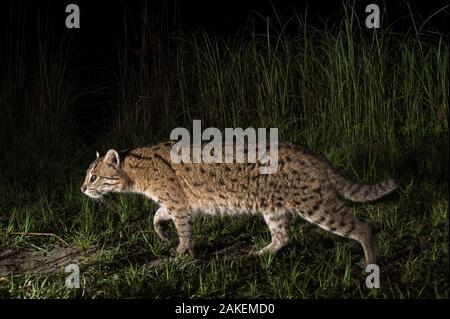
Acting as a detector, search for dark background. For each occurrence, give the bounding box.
[1,0,448,130]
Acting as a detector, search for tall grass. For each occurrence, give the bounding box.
[111,2,179,146]
[112,5,448,183]
[0,3,82,183]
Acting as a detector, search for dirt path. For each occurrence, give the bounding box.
[0,244,95,277]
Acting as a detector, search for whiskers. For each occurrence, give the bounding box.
[87,193,106,203]
[94,197,106,204]
[92,194,109,204]
[101,193,114,203]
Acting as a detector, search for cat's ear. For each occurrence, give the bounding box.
[104,149,120,166]
[96,151,100,159]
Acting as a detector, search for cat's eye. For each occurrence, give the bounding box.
[90,174,97,183]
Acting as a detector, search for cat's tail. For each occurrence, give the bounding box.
[327,169,398,203]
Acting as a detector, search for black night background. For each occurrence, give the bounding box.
[0,0,448,300]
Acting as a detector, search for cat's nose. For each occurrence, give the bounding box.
[81,185,87,192]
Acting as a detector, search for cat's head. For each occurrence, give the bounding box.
[81,149,129,198]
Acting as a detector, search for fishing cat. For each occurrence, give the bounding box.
[81,141,397,266]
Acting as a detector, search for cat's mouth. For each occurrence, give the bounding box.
[82,189,104,199]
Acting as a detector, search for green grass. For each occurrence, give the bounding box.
[0,3,448,298]
[0,179,447,298]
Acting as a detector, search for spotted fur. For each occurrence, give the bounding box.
[81,142,398,266]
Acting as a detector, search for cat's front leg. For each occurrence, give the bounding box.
[153,206,173,241]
